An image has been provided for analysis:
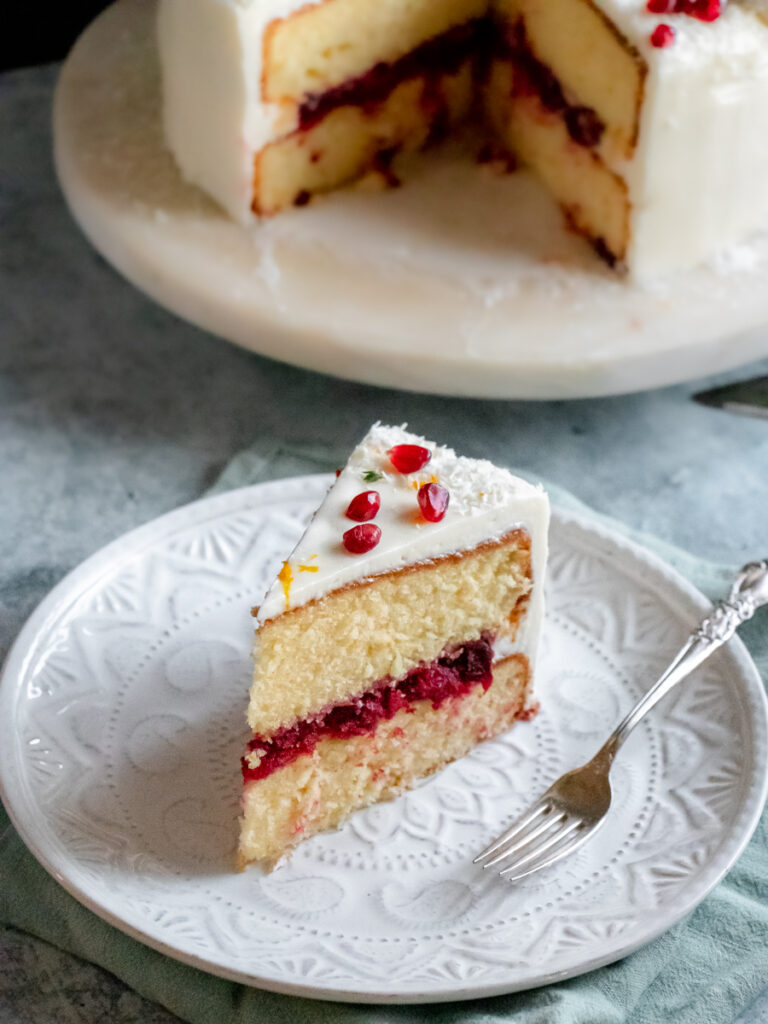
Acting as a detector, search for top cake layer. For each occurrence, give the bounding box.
[256,423,549,623]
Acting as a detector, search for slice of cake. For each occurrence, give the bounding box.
[239,424,549,867]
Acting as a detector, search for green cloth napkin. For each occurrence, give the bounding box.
[2,438,767,1024]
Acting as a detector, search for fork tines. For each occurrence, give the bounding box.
[474,802,586,881]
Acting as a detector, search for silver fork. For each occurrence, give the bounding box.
[475,559,768,882]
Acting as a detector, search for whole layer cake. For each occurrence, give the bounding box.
[158,0,768,278]
[239,424,550,867]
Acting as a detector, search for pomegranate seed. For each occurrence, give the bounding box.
[387,444,431,473]
[345,491,380,522]
[690,0,720,20]
[418,483,450,523]
[647,0,720,17]
[650,23,675,46]
[343,523,381,554]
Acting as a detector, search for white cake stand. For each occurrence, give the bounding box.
[54,0,768,400]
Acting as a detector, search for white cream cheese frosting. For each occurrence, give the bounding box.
[613,1,768,276]
[256,424,550,659]
[158,0,298,224]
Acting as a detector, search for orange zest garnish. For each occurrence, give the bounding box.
[278,560,293,609]
[298,564,319,573]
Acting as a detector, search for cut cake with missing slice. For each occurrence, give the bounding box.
[159,0,768,279]
[238,424,550,868]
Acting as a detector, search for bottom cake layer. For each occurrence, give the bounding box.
[253,63,473,214]
[238,652,534,867]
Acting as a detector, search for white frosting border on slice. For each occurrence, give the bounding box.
[256,424,550,662]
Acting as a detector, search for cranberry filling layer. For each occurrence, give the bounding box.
[499,20,605,149]
[298,20,483,132]
[242,634,495,783]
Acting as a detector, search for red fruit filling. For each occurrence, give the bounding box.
[650,23,676,46]
[590,235,619,268]
[298,21,482,132]
[501,22,606,149]
[564,106,605,148]
[387,444,432,473]
[343,523,381,553]
[418,483,450,522]
[345,491,381,522]
[242,635,496,782]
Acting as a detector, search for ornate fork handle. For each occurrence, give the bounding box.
[598,560,768,765]
[475,559,768,882]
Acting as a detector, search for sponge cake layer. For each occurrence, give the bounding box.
[239,653,532,866]
[485,54,629,265]
[495,0,646,160]
[263,0,486,101]
[254,54,474,212]
[250,529,531,735]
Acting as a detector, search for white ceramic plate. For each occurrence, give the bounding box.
[1,477,766,1003]
[53,0,768,401]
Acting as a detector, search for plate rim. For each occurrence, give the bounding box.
[1,476,767,1004]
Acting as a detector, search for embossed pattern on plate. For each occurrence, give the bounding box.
[1,477,766,1003]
